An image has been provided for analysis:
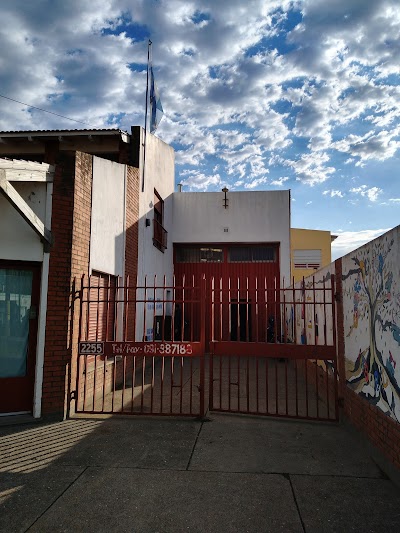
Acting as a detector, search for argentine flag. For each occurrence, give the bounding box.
[150,67,163,133]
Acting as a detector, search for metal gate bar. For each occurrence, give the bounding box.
[209,352,338,421]
[74,275,206,417]
[209,274,338,421]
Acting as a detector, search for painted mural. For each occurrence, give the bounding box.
[284,264,335,349]
[342,226,400,422]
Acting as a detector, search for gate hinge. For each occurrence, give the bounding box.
[70,390,77,400]
[334,292,341,302]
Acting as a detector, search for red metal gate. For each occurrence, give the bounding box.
[208,274,339,421]
[73,274,338,421]
[74,275,206,417]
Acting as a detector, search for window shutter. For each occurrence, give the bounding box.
[293,249,322,269]
[88,272,116,341]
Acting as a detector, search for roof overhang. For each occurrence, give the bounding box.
[0,128,129,144]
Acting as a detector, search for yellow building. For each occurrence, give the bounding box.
[291,228,337,282]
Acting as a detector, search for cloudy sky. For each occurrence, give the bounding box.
[0,0,399,258]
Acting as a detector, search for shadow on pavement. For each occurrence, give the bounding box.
[1,414,400,532]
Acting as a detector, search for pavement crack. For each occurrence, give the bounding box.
[24,466,88,532]
[186,420,205,471]
[287,474,306,533]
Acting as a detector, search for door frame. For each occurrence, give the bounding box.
[0,260,42,415]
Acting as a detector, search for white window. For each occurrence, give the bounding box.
[293,249,321,269]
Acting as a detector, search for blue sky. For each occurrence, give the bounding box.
[0,0,399,258]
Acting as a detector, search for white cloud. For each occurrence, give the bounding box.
[350,185,382,202]
[332,228,392,260]
[285,151,335,185]
[332,129,400,163]
[271,176,289,187]
[180,169,221,190]
[322,189,345,198]
[244,176,268,189]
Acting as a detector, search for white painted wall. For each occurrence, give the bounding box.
[137,130,175,284]
[136,130,175,341]
[0,182,47,261]
[90,156,126,278]
[172,190,291,281]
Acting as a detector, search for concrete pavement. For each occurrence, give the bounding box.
[1,414,400,532]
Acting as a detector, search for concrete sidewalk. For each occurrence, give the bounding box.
[1,414,400,532]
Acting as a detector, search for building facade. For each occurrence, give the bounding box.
[0,127,291,419]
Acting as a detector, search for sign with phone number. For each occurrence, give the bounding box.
[78,341,201,357]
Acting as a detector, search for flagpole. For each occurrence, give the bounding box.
[142,39,152,193]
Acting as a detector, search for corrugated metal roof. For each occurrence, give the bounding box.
[0,128,128,135]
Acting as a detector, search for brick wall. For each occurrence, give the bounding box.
[68,152,93,417]
[124,165,139,339]
[42,152,93,417]
[42,154,76,416]
[341,385,400,468]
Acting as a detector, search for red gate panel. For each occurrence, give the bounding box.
[208,274,339,421]
[74,275,206,417]
[73,271,338,422]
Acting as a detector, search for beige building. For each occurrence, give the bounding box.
[291,228,337,282]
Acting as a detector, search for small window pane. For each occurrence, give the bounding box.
[252,247,275,262]
[229,246,275,262]
[229,247,252,262]
[175,247,223,263]
[175,247,200,263]
[200,248,223,263]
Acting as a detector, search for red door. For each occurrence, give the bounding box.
[0,262,41,414]
[174,244,280,347]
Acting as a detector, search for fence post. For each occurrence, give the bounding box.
[331,272,339,421]
[74,274,85,414]
[199,275,206,418]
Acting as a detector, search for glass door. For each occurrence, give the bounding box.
[0,264,40,414]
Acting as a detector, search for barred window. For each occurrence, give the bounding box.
[229,246,275,263]
[175,247,223,263]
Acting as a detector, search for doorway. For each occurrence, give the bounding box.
[230,299,252,341]
[0,262,41,414]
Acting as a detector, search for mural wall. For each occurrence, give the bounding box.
[342,226,400,422]
[284,264,335,348]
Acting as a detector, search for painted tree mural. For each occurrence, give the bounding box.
[343,227,400,422]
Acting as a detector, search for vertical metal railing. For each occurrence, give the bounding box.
[209,275,338,421]
[74,275,205,417]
